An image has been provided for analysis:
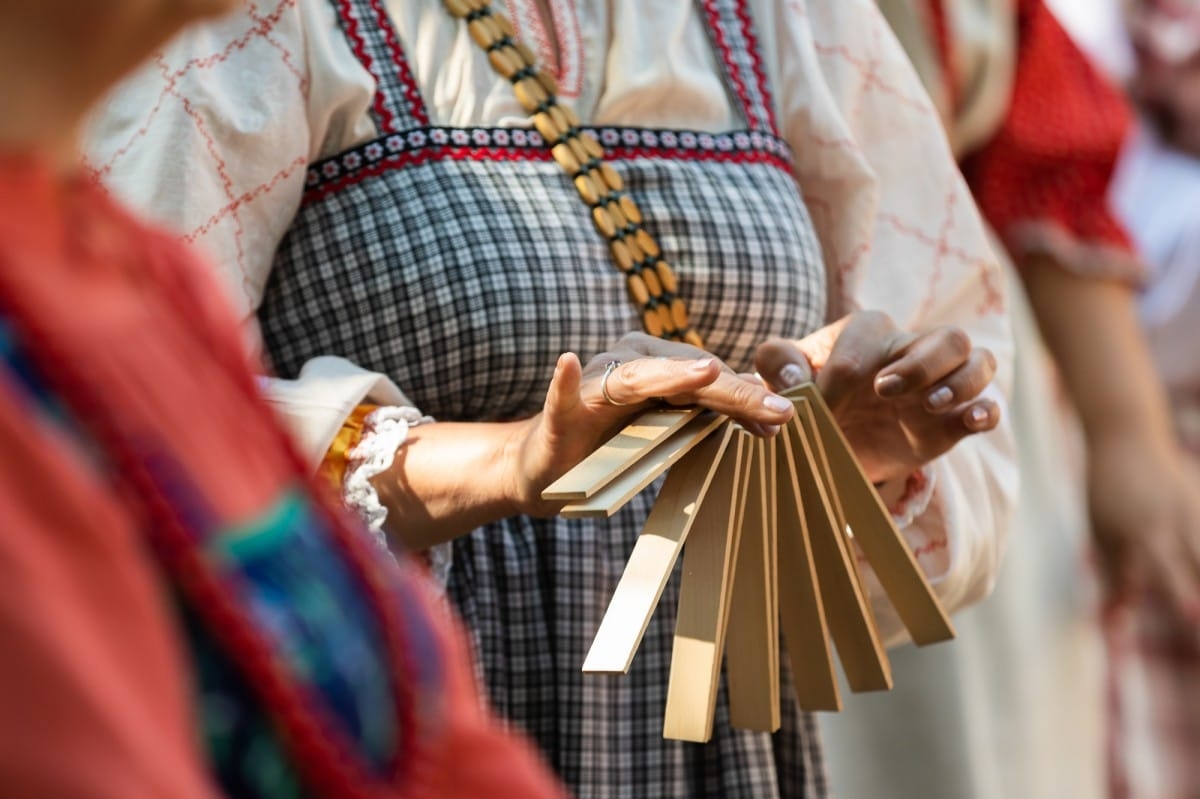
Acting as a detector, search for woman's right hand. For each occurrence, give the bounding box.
[505,332,796,517]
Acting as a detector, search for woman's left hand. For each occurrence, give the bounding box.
[754,311,1000,485]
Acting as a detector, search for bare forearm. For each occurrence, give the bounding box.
[1021,253,1174,445]
[370,420,526,550]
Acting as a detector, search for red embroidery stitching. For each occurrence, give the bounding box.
[367,0,431,126]
[700,0,761,131]
[734,0,779,133]
[333,0,396,132]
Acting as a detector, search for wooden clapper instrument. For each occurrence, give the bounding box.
[541,383,956,742]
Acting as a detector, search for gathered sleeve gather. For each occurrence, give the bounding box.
[767,0,1019,641]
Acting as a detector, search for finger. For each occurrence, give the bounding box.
[923,348,998,411]
[874,326,973,399]
[541,352,584,437]
[931,399,1000,449]
[666,370,795,427]
[754,337,815,391]
[592,356,723,408]
[591,332,735,377]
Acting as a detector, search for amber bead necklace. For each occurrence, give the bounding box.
[443,0,705,349]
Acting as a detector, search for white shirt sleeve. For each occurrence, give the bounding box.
[770,0,1019,640]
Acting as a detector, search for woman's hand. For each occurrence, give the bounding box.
[754,311,1000,485]
[507,332,796,516]
[1089,427,1200,616]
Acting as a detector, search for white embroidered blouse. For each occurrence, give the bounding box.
[85,0,1017,640]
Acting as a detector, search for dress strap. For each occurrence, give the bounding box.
[330,0,431,133]
[694,0,780,135]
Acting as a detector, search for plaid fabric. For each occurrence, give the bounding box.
[258,0,831,795]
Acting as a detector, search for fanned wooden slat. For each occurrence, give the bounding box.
[788,408,892,692]
[582,424,735,674]
[791,383,955,644]
[775,428,841,711]
[726,437,781,732]
[663,431,750,743]
[560,412,726,518]
[542,408,702,500]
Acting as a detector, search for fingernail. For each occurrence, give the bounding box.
[968,405,990,427]
[762,424,781,437]
[779,363,807,388]
[927,386,954,409]
[690,358,715,371]
[763,394,793,413]
[875,374,904,397]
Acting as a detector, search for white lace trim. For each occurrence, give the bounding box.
[343,406,432,550]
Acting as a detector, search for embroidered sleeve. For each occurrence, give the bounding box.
[960,0,1144,286]
[777,0,1019,641]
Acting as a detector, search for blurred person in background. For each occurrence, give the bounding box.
[820,1,1200,797]
[1049,0,1200,795]
[0,2,568,796]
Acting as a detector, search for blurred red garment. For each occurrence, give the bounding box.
[0,153,566,799]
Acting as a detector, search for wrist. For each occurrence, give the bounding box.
[499,415,539,517]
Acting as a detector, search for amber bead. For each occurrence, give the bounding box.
[655,260,678,293]
[610,239,635,271]
[444,0,473,17]
[536,70,559,97]
[491,10,515,37]
[548,105,570,132]
[513,77,548,111]
[627,273,651,306]
[643,308,666,337]
[635,229,660,258]
[670,298,689,330]
[552,142,580,173]
[560,104,581,129]
[684,329,705,348]
[607,202,628,230]
[514,42,537,67]
[655,304,674,332]
[568,136,588,164]
[619,194,642,225]
[624,234,645,263]
[487,47,521,78]
[592,206,617,238]
[468,18,496,48]
[578,133,604,160]
[534,112,564,143]
[598,162,623,191]
[642,267,663,296]
[574,173,600,206]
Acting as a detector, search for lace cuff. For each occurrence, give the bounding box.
[343,406,433,550]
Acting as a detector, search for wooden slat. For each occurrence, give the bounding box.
[791,383,955,644]
[582,424,735,674]
[560,412,726,518]
[663,432,750,743]
[788,409,892,692]
[775,427,841,711]
[542,408,702,500]
[726,437,781,732]
[764,436,781,716]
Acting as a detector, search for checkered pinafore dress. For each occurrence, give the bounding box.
[259,1,830,795]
